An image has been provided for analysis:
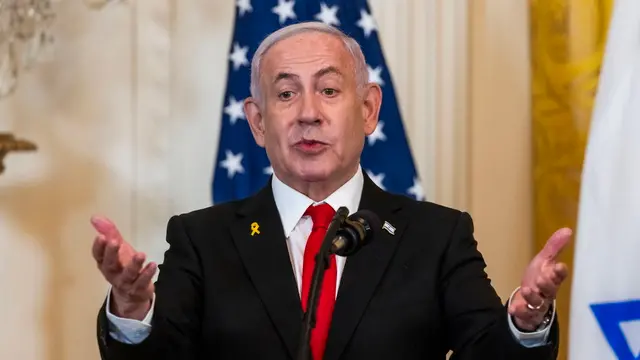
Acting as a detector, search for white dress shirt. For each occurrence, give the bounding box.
[106,165,554,347]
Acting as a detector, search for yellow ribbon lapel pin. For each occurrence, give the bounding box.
[251,222,260,236]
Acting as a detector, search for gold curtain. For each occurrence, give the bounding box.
[530,0,613,359]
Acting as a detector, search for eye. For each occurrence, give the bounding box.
[278,91,294,101]
[322,88,338,97]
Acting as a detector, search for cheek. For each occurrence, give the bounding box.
[262,114,293,152]
[343,108,366,137]
[332,117,364,155]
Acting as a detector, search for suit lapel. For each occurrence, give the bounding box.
[324,174,408,360]
[230,182,302,360]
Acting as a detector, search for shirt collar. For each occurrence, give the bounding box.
[271,166,364,237]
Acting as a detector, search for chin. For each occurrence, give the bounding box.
[295,169,332,183]
[292,163,335,183]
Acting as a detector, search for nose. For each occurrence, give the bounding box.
[298,92,321,125]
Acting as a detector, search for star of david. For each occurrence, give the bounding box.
[591,299,640,359]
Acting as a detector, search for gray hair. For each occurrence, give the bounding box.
[249,21,369,103]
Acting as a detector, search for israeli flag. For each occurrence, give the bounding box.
[569,0,640,359]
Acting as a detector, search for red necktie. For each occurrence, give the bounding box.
[301,203,337,360]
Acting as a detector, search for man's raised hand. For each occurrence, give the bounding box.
[91,215,157,320]
[509,228,572,330]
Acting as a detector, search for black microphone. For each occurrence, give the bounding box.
[296,206,349,360]
[330,210,381,256]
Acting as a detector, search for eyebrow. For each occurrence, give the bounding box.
[273,66,344,84]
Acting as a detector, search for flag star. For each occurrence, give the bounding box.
[263,166,273,175]
[314,3,340,26]
[272,0,296,25]
[236,0,252,16]
[367,121,386,146]
[366,170,386,190]
[229,42,249,70]
[368,65,385,86]
[407,177,425,201]
[356,9,377,37]
[224,96,245,124]
[220,150,245,178]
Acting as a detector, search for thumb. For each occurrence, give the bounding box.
[90,215,123,243]
[539,227,572,260]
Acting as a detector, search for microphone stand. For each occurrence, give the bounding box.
[295,206,349,360]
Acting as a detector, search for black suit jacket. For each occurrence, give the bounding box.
[97,173,559,359]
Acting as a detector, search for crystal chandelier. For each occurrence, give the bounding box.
[0,0,116,99]
[0,0,115,176]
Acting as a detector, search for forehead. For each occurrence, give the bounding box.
[260,32,354,78]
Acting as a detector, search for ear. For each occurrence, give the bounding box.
[244,97,265,147]
[361,83,382,136]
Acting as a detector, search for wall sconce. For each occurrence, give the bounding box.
[0,132,36,175]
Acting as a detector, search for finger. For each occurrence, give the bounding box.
[119,252,146,285]
[540,227,572,260]
[91,215,124,244]
[545,262,568,286]
[553,263,569,284]
[513,311,541,326]
[510,292,548,329]
[536,275,559,299]
[509,288,544,320]
[102,239,122,272]
[521,286,546,311]
[132,262,157,292]
[510,304,539,324]
[92,234,107,263]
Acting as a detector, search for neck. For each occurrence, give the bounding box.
[278,164,359,202]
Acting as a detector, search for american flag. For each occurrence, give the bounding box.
[212,0,423,204]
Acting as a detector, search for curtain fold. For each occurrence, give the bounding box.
[530,1,613,358]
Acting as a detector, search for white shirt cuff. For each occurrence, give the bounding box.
[506,286,555,348]
[105,287,155,344]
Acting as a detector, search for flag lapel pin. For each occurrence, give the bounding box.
[382,221,396,235]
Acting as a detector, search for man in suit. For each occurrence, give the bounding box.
[92,22,570,359]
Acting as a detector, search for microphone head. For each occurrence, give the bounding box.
[335,206,350,219]
[349,210,382,243]
[333,210,381,256]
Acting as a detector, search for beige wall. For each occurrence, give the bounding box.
[467,0,534,299]
[0,1,533,359]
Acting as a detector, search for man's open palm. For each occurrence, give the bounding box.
[91,215,156,319]
[509,227,571,330]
